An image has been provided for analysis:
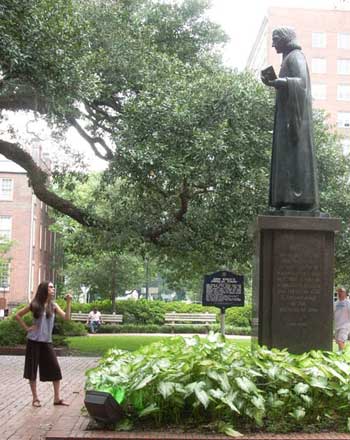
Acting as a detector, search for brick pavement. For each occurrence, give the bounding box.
[2,355,350,440]
[0,355,99,440]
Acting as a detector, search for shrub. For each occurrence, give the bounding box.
[86,334,350,435]
[70,300,252,328]
[0,317,30,346]
[54,318,87,336]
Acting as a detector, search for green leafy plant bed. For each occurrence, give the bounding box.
[85,333,350,437]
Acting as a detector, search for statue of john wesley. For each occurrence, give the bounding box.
[261,27,319,213]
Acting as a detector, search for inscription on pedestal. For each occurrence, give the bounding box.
[271,231,328,350]
[275,236,322,325]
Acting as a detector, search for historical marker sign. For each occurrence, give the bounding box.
[202,271,244,308]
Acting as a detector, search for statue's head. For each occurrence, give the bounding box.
[272,27,299,53]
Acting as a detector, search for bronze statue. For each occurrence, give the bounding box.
[261,27,319,213]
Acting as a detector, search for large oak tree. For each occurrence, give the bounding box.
[2,0,350,282]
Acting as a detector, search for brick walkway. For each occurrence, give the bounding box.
[2,355,350,440]
[0,355,99,440]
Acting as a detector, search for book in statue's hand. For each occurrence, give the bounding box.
[261,65,277,81]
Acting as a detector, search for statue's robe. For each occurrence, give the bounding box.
[269,47,319,210]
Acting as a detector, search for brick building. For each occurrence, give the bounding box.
[247,6,350,152]
[0,145,57,308]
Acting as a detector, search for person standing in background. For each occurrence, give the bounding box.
[334,287,350,351]
[15,281,72,407]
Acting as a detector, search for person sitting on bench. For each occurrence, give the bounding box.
[87,308,102,333]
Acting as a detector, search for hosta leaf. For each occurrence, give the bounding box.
[267,365,279,379]
[131,374,154,391]
[334,361,350,375]
[236,377,257,394]
[209,388,225,399]
[277,388,289,395]
[194,388,210,408]
[290,407,305,420]
[293,382,309,395]
[158,381,175,399]
[251,395,265,411]
[219,395,240,413]
[319,365,347,383]
[218,422,243,438]
[300,394,312,407]
[310,376,328,389]
[138,403,159,417]
[207,371,230,392]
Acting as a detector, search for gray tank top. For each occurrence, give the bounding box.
[27,303,56,343]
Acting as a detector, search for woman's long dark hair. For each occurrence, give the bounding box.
[30,281,54,319]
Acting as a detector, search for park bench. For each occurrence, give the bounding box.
[164,312,216,331]
[71,312,123,324]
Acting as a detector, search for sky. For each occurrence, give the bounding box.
[207,0,350,70]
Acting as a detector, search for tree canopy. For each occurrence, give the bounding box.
[1,0,350,283]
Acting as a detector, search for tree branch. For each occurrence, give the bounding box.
[66,116,114,161]
[0,139,105,228]
[145,179,190,242]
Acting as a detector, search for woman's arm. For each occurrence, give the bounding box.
[15,305,34,332]
[55,293,73,320]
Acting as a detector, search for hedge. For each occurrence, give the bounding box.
[68,299,252,328]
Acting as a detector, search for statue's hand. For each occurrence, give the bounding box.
[269,78,287,89]
[260,73,271,86]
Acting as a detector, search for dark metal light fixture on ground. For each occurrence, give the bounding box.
[84,390,123,424]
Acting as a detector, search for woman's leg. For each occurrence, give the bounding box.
[53,380,69,405]
[29,380,39,401]
[24,340,41,405]
[53,380,60,402]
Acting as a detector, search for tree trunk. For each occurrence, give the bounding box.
[111,259,117,313]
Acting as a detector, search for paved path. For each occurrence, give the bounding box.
[0,355,99,440]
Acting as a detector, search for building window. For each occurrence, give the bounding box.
[32,219,36,247]
[39,224,43,250]
[312,84,327,100]
[312,58,327,74]
[337,59,350,75]
[31,264,35,292]
[337,85,350,101]
[337,112,350,128]
[43,226,47,251]
[0,178,13,201]
[338,33,350,49]
[0,262,10,290]
[312,32,326,48]
[0,216,12,241]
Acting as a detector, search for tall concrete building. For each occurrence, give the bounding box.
[0,145,57,309]
[247,6,350,152]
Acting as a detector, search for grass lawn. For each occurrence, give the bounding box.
[65,335,251,356]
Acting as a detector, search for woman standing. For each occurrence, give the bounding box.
[15,281,72,407]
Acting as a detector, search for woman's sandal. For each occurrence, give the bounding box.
[32,399,41,407]
[53,399,69,406]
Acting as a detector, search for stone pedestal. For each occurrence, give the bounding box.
[252,215,341,354]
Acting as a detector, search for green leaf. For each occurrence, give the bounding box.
[138,403,159,417]
[235,377,257,394]
[158,381,175,399]
[217,421,243,438]
[309,376,328,389]
[293,382,309,395]
[290,407,305,421]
